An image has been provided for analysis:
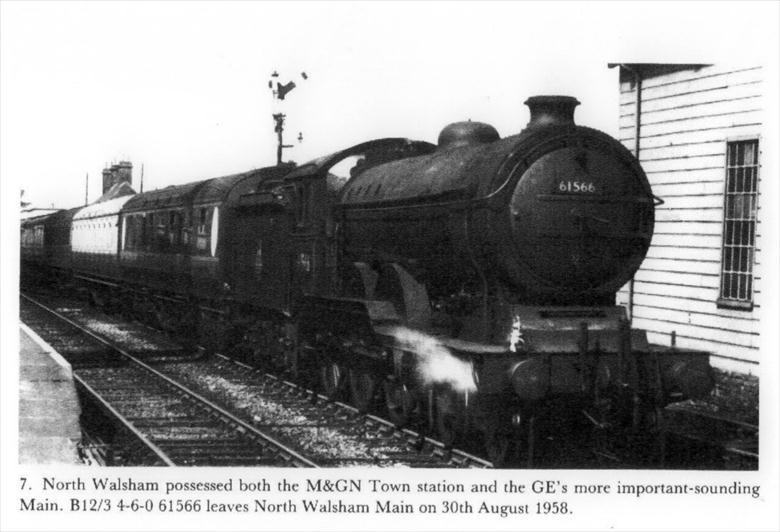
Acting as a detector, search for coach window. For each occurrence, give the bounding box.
[196,206,212,255]
[134,216,140,251]
[182,210,192,247]
[129,215,142,250]
[718,139,760,310]
[123,217,131,250]
[169,210,183,251]
[143,213,153,251]
[155,212,167,251]
[168,211,175,248]
[141,214,148,250]
[123,216,132,250]
[140,214,146,250]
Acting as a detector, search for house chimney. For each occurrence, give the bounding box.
[524,95,579,128]
[102,161,133,194]
[102,167,113,194]
[115,161,132,187]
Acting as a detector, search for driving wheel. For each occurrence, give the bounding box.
[349,368,377,412]
[320,360,345,400]
[434,389,468,448]
[384,378,416,427]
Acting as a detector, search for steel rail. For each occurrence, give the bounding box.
[21,293,318,468]
[74,374,176,466]
[665,403,758,433]
[664,403,758,464]
[31,285,491,467]
[212,352,493,468]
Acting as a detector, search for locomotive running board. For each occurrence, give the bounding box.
[296,296,402,342]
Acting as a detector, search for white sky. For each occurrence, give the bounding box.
[2,1,776,210]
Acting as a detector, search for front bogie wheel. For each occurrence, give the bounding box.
[384,377,416,427]
[348,368,377,412]
[433,388,469,448]
[320,359,346,400]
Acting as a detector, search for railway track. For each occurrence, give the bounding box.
[21,293,317,467]
[20,292,491,468]
[157,354,490,467]
[663,405,758,470]
[25,289,757,470]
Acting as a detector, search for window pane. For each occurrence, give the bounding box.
[740,222,750,245]
[744,142,756,165]
[720,139,759,304]
[738,246,748,271]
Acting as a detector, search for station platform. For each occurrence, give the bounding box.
[19,323,82,464]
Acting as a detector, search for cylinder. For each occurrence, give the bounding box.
[663,360,714,400]
[509,357,549,401]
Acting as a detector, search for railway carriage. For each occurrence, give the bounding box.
[120,180,206,294]
[20,214,49,264]
[72,195,135,282]
[45,208,80,272]
[21,208,79,279]
[112,167,293,342]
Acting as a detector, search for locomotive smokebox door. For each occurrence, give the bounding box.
[507,142,654,298]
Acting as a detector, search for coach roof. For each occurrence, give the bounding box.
[73,195,136,221]
[122,169,272,212]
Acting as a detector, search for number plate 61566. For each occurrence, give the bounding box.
[558,181,596,193]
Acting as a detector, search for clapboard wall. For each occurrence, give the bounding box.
[615,64,764,374]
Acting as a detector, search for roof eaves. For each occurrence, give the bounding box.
[607,63,712,79]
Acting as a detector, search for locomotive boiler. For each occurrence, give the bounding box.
[339,96,652,307]
[20,95,713,467]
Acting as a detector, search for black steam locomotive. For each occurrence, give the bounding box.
[21,96,713,466]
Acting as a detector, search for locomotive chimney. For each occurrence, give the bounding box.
[524,95,580,128]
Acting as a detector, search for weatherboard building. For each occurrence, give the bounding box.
[611,63,763,410]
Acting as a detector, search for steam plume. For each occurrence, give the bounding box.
[388,326,476,393]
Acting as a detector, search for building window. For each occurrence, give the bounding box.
[718,139,759,310]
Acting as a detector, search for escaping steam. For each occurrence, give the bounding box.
[388,326,477,393]
[508,315,524,353]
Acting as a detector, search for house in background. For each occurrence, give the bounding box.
[609,64,764,377]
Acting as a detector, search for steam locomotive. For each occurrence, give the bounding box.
[21,95,713,466]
